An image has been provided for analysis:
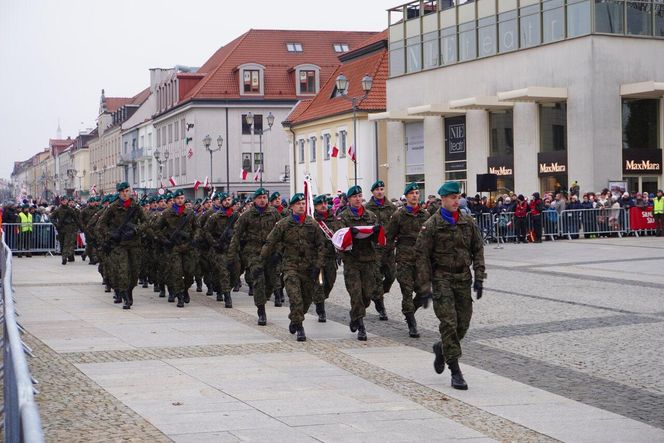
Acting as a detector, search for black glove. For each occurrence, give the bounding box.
[310,266,320,280]
[419,291,433,309]
[110,230,122,242]
[473,279,484,300]
[372,225,381,234]
[350,227,359,236]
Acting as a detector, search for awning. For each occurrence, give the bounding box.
[406,104,466,117]
[620,81,664,99]
[368,111,424,122]
[497,86,568,103]
[449,96,514,110]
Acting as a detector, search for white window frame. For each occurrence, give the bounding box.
[309,135,317,162]
[322,132,331,160]
[238,63,265,96]
[337,128,348,158]
[294,64,320,96]
[298,139,305,164]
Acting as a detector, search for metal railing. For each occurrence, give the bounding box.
[2,223,84,255]
[1,231,45,442]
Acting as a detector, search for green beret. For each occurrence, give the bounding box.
[290,193,305,205]
[165,193,173,200]
[270,191,281,202]
[438,181,461,196]
[116,181,130,192]
[217,192,229,200]
[347,185,362,198]
[313,195,327,205]
[253,187,268,199]
[172,189,184,197]
[404,182,419,195]
[61,195,70,200]
[108,193,119,203]
[195,198,202,205]
[211,192,221,201]
[371,180,385,192]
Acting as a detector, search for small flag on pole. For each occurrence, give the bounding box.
[187,148,194,159]
[240,168,248,180]
[193,179,202,191]
[253,167,262,182]
[169,176,177,187]
[203,176,210,190]
[348,145,356,162]
[329,145,339,158]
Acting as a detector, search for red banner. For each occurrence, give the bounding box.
[629,207,656,230]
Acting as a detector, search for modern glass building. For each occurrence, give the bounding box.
[377,0,664,196]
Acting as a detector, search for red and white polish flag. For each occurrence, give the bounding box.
[240,169,248,180]
[253,167,262,182]
[329,145,339,158]
[169,176,177,187]
[331,226,386,251]
[203,176,210,190]
[348,145,356,161]
[193,179,202,191]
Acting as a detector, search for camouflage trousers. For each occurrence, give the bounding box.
[246,253,275,307]
[106,246,141,291]
[374,248,396,300]
[166,249,196,294]
[58,229,77,259]
[284,269,315,324]
[432,277,473,362]
[343,259,377,322]
[313,260,337,304]
[209,250,232,294]
[396,260,426,315]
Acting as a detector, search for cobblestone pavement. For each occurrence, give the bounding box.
[8,236,664,441]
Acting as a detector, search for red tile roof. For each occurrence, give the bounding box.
[49,138,74,156]
[103,87,150,113]
[181,29,378,102]
[283,34,388,126]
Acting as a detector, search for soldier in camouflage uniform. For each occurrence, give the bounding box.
[339,185,381,341]
[202,192,237,308]
[312,194,342,322]
[261,193,325,341]
[416,181,486,390]
[97,183,147,309]
[269,191,287,307]
[196,195,219,295]
[386,182,430,338]
[50,195,81,265]
[80,196,100,264]
[88,194,112,292]
[147,195,168,297]
[153,190,197,307]
[137,197,152,288]
[364,180,396,321]
[229,188,281,325]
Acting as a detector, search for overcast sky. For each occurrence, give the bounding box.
[0,0,398,179]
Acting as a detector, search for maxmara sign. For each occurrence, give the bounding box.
[622,149,663,175]
[624,160,661,172]
[537,151,567,177]
[539,162,567,174]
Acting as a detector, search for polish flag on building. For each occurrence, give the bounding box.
[193,179,202,191]
[203,176,210,190]
[90,184,97,196]
[348,145,356,162]
[331,226,386,251]
[253,167,262,182]
[240,168,248,180]
[169,176,177,187]
[329,145,339,158]
[187,148,194,159]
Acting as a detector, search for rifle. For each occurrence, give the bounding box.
[165,211,194,250]
[213,213,238,252]
[110,205,139,243]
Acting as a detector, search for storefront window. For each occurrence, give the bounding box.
[626,2,653,35]
[459,21,477,61]
[595,0,625,34]
[499,11,518,52]
[540,103,568,152]
[520,4,542,47]
[478,17,497,57]
[543,0,565,42]
[406,36,422,72]
[441,26,458,64]
[389,40,405,77]
[622,99,659,150]
[642,176,659,195]
[490,111,514,156]
[568,0,592,36]
[423,31,440,69]
[497,176,515,193]
[540,175,567,194]
[656,4,664,36]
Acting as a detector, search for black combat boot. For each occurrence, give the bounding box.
[183,290,190,304]
[68,255,75,262]
[216,292,224,302]
[448,360,468,390]
[289,321,297,334]
[113,289,122,304]
[296,324,306,342]
[206,286,214,296]
[405,312,420,338]
[105,283,112,293]
[374,299,388,321]
[153,283,161,293]
[142,279,148,289]
[127,288,134,307]
[81,253,87,261]
[279,289,286,304]
[61,257,67,265]
[349,317,358,333]
[176,293,185,308]
[357,318,367,341]
[433,341,445,374]
[257,305,267,326]
[159,286,166,298]
[195,278,203,292]
[248,283,254,296]
[224,293,232,309]
[167,289,175,303]
[315,302,326,323]
[122,291,131,310]
[233,281,241,292]
[274,289,282,307]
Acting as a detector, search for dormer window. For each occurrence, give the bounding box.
[333,43,350,53]
[286,43,303,52]
[239,63,265,96]
[294,64,320,95]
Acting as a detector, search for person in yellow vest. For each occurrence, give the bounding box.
[654,190,664,237]
[18,204,33,258]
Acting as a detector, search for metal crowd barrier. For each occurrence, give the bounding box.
[1,223,85,255]
[1,231,45,442]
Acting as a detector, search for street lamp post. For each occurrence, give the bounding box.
[334,73,373,186]
[245,111,275,188]
[203,134,223,195]
[153,148,169,190]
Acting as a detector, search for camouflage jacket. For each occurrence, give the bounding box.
[79,205,98,229]
[338,206,378,263]
[228,205,281,257]
[261,215,325,272]
[365,197,396,251]
[415,210,486,287]
[50,205,81,232]
[154,206,197,253]
[87,206,107,242]
[386,206,430,262]
[203,208,238,253]
[97,199,147,248]
[314,209,342,260]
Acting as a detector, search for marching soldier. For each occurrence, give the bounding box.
[196,194,222,295]
[97,183,147,310]
[365,180,396,321]
[312,194,342,322]
[154,189,197,308]
[80,196,100,264]
[339,185,381,341]
[202,192,237,307]
[50,195,81,265]
[386,182,430,338]
[269,191,287,307]
[416,182,486,390]
[229,188,281,325]
[261,193,325,341]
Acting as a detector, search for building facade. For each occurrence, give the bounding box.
[383,0,664,197]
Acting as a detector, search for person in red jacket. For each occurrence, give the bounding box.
[514,195,529,243]
[529,192,544,243]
